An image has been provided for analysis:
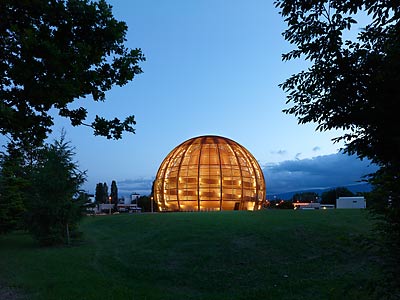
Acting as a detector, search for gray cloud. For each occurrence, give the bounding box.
[277,150,287,155]
[117,178,154,196]
[312,146,321,152]
[271,150,287,155]
[263,152,378,194]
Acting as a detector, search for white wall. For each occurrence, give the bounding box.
[336,197,366,209]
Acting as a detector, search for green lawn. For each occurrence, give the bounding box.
[0,210,380,300]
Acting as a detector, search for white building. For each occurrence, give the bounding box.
[293,202,321,210]
[131,193,140,204]
[336,197,366,209]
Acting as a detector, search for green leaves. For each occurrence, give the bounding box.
[24,134,87,246]
[0,151,28,234]
[92,114,136,139]
[110,180,118,205]
[276,0,400,166]
[277,3,400,292]
[0,0,145,146]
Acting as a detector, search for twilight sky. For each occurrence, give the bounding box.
[40,0,375,196]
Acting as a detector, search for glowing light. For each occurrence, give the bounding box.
[154,135,266,212]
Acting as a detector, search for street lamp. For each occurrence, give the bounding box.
[109,196,112,215]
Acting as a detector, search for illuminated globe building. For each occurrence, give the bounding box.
[154,135,266,211]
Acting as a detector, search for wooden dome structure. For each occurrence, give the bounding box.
[154,135,265,211]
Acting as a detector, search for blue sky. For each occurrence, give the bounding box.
[41,0,375,196]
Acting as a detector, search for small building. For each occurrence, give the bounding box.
[88,203,114,215]
[294,202,320,210]
[116,204,142,213]
[336,196,366,209]
[131,193,140,205]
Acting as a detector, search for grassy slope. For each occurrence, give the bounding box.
[0,210,379,300]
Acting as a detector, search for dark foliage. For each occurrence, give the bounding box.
[137,195,158,212]
[24,135,87,246]
[0,148,27,233]
[110,180,118,205]
[321,187,354,205]
[366,167,400,298]
[275,0,400,167]
[267,199,294,209]
[277,200,294,210]
[0,0,145,149]
[103,182,109,204]
[292,192,319,203]
[275,1,400,297]
[95,183,104,204]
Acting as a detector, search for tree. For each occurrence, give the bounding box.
[0,0,145,149]
[0,148,27,233]
[366,172,400,299]
[292,192,319,203]
[275,0,400,295]
[277,200,294,210]
[24,135,87,246]
[95,183,105,204]
[275,1,400,167]
[137,195,158,212]
[103,182,109,204]
[110,180,118,205]
[321,187,354,205]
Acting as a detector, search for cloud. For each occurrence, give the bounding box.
[312,146,320,152]
[263,152,378,194]
[295,153,301,160]
[271,150,287,155]
[277,150,287,155]
[117,178,154,196]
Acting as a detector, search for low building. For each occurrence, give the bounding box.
[293,202,320,210]
[336,197,366,209]
[131,193,140,204]
[117,203,142,213]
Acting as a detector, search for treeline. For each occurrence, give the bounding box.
[95,181,118,205]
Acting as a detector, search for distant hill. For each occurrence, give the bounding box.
[266,183,372,200]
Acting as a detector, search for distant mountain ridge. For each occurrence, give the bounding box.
[266,183,372,200]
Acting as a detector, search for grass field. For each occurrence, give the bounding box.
[0,210,380,300]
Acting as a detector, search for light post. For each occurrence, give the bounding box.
[109,196,112,215]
